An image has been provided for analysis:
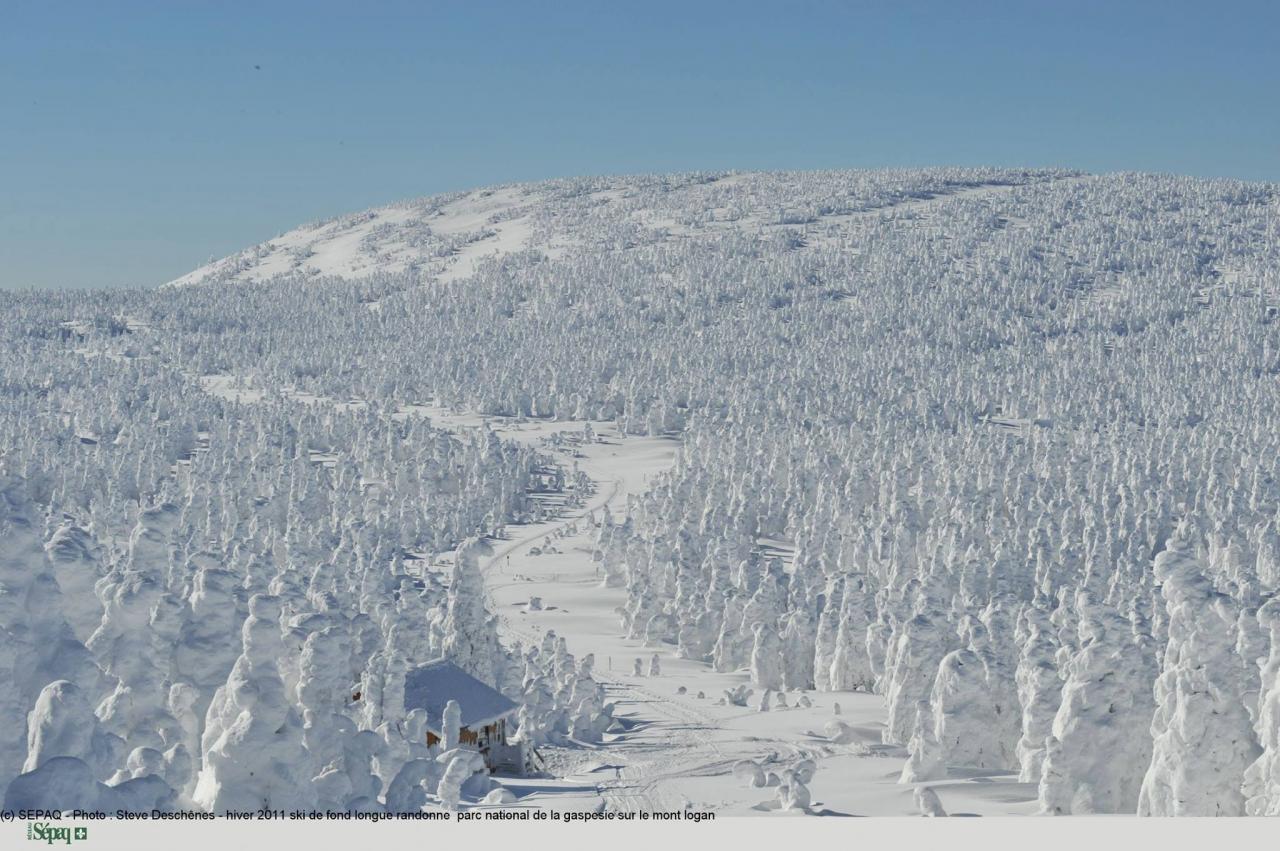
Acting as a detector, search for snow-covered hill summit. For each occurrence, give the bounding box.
[167,168,1077,288]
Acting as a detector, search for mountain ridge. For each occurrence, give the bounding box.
[165,167,1086,288]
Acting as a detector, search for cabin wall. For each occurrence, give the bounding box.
[421,716,523,774]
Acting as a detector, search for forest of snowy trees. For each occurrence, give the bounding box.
[3,167,1279,814]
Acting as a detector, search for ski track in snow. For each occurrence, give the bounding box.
[468,427,741,814]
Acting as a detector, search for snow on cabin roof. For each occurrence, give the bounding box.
[403,659,519,732]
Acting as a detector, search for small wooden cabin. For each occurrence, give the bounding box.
[403,659,525,774]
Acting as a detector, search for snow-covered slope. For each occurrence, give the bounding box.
[168,184,543,286]
[7,166,1280,818]
[166,168,1075,288]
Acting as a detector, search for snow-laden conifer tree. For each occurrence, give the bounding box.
[1,473,105,796]
[194,594,316,813]
[900,700,945,783]
[884,590,954,745]
[750,622,783,691]
[1014,605,1060,782]
[1138,526,1260,816]
[22,681,118,778]
[1243,597,1280,814]
[1039,598,1155,813]
[930,646,1005,769]
[441,537,501,685]
[829,575,875,691]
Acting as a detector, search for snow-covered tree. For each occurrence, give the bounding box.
[1138,527,1260,816]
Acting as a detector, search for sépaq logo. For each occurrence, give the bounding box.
[26,823,88,845]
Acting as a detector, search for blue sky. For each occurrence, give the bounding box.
[2,1,1277,289]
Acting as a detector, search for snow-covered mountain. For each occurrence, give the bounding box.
[6,167,1280,818]
[166,168,1076,288]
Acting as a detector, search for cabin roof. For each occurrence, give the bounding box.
[403,658,519,732]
